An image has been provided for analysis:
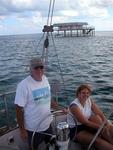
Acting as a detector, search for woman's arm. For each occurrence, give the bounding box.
[70,105,100,129]
[91,101,107,122]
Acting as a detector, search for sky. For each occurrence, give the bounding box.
[0,0,113,35]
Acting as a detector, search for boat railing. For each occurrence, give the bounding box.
[0,91,16,135]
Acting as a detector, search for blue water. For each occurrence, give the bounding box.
[0,31,113,127]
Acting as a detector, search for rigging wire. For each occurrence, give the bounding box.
[36,32,45,51]
[50,0,55,25]
[51,32,69,101]
[42,0,55,70]
[46,0,55,26]
[47,0,52,26]
[35,0,68,102]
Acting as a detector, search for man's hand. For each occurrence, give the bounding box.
[62,108,69,114]
[20,128,28,141]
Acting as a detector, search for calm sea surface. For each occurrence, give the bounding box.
[0,31,113,126]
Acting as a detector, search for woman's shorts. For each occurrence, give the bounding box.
[69,124,97,140]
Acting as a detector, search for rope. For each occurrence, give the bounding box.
[87,105,113,150]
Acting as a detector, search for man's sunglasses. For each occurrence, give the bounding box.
[34,66,44,70]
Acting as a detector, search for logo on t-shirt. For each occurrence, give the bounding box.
[32,87,50,105]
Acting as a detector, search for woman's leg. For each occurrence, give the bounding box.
[76,130,113,150]
[89,115,113,144]
[101,124,113,144]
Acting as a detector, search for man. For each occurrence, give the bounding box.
[15,57,58,150]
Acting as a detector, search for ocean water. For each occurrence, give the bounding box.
[0,31,113,127]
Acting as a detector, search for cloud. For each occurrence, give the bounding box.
[89,17,113,31]
[0,0,54,15]
[60,10,79,17]
[89,0,113,8]
[0,0,112,19]
[88,7,109,18]
[0,0,113,35]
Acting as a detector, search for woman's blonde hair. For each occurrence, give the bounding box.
[76,84,92,97]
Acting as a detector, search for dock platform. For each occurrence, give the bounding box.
[53,22,95,37]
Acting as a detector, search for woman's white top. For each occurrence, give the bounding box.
[67,98,92,128]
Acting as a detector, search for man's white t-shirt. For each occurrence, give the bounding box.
[14,75,53,132]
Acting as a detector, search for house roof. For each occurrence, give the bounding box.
[53,22,88,27]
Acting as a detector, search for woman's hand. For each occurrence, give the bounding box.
[101,123,113,143]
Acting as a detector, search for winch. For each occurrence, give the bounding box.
[56,122,70,150]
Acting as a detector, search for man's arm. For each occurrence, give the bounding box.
[51,100,59,110]
[51,99,68,114]
[15,104,28,141]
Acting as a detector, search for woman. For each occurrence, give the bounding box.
[67,84,113,150]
